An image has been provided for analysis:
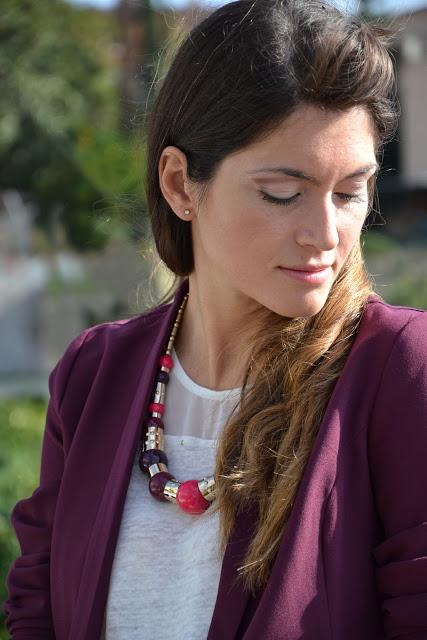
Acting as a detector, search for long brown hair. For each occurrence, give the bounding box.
[144,0,400,592]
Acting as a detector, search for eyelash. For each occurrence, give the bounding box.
[259,190,366,207]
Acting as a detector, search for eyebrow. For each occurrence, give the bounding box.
[246,163,379,184]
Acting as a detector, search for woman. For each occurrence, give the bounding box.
[4,0,427,638]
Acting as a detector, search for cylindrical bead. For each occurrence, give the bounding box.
[198,476,216,502]
[154,388,166,404]
[148,462,169,477]
[147,425,163,436]
[154,381,166,394]
[145,430,164,440]
[145,434,165,450]
[164,480,180,503]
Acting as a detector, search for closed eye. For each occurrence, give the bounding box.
[260,191,299,206]
[336,193,366,204]
[259,190,366,206]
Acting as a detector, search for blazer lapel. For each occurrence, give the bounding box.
[207,504,259,639]
[70,279,189,640]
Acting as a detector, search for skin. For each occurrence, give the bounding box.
[158,103,378,390]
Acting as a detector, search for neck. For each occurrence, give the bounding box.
[173,274,263,391]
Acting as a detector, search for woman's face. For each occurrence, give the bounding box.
[190,103,378,318]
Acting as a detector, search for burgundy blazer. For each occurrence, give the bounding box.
[4,278,427,639]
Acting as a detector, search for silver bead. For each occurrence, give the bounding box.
[148,462,169,477]
[147,425,163,436]
[145,434,165,450]
[154,381,165,396]
[164,480,180,502]
[198,476,216,502]
[154,389,166,404]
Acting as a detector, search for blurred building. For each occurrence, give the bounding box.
[0,192,48,390]
[398,7,427,187]
[375,6,427,240]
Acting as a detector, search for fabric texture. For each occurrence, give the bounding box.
[3,277,427,640]
[101,347,241,639]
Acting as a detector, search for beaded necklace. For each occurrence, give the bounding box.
[138,293,216,514]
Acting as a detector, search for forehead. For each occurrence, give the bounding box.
[226,103,378,175]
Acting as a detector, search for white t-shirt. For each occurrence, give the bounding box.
[101,347,241,639]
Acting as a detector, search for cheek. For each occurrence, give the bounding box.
[204,196,277,257]
[338,214,366,257]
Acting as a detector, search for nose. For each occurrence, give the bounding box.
[295,195,340,252]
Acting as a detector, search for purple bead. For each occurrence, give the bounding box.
[157,370,170,385]
[149,471,174,501]
[143,417,164,430]
[139,448,168,474]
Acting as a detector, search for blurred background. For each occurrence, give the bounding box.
[1,0,426,632]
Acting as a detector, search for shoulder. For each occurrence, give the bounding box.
[334,296,426,405]
[76,302,170,355]
[352,296,427,416]
[48,302,171,412]
[364,293,426,334]
[367,300,427,541]
[357,294,427,360]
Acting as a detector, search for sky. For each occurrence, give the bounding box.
[68,0,427,15]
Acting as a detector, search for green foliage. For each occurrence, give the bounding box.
[386,273,427,309]
[75,128,147,199]
[46,270,99,297]
[361,230,399,258]
[0,0,142,252]
[0,397,47,635]
[362,232,427,309]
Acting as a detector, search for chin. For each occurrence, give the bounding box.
[267,289,330,319]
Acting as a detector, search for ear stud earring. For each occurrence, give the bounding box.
[183,209,191,216]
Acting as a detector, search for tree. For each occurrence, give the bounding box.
[0,0,124,251]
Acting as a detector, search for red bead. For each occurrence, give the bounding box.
[159,354,174,370]
[176,480,210,514]
[148,471,174,501]
[149,402,165,415]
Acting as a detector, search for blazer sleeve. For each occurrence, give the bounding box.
[369,311,427,640]
[2,328,90,640]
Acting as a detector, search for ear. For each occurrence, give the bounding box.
[158,146,197,221]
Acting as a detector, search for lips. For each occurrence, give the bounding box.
[277,265,332,284]
[281,265,333,272]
